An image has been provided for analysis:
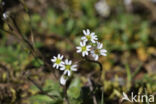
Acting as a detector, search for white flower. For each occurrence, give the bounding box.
[95,0,110,17]
[91,42,107,60]
[60,59,77,76]
[51,54,64,69]
[2,2,5,6]
[76,41,91,57]
[2,13,8,19]
[81,29,98,43]
[60,75,68,85]
[124,0,132,5]
[151,0,156,3]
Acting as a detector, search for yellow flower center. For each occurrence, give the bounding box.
[56,59,61,64]
[95,49,100,55]
[82,46,87,51]
[65,65,71,70]
[86,35,91,40]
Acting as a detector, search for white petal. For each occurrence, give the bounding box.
[91,53,97,60]
[101,52,107,56]
[51,56,56,62]
[81,41,86,46]
[65,59,69,64]
[97,42,103,49]
[53,63,57,68]
[71,68,77,71]
[56,65,59,69]
[95,55,99,60]
[3,13,7,19]
[85,51,89,56]
[80,41,83,46]
[81,36,86,40]
[76,46,81,50]
[83,30,87,35]
[72,64,77,68]
[76,47,82,53]
[86,29,90,35]
[92,54,95,58]
[51,58,56,62]
[91,32,95,36]
[87,48,91,51]
[67,70,71,76]
[64,70,68,75]
[60,65,65,70]
[60,55,64,59]
[87,45,91,49]
[68,60,72,65]
[91,40,96,43]
[100,43,103,49]
[94,36,98,40]
[77,49,82,53]
[83,39,88,42]
[60,75,67,85]
[101,49,107,53]
[60,67,65,71]
[91,50,95,54]
[60,61,64,65]
[83,41,86,46]
[82,52,85,57]
[71,65,77,71]
[58,54,61,58]
[53,56,57,59]
[97,42,100,46]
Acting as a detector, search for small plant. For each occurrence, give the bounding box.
[51,29,107,85]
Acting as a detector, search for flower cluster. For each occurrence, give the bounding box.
[76,29,107,60]
[51,29,107,85]
[51,54,77,85]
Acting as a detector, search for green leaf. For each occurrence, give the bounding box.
[67,19,74,32]
[29,95,53,104]
[29,80,63,104]
[67,77,82,104]
[43,80,63,97]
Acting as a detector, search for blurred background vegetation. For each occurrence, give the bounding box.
[0,0,156,104]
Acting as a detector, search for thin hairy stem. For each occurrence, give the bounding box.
[88,78,98,104]
[85,57,103,71]
[27,76,57,99]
